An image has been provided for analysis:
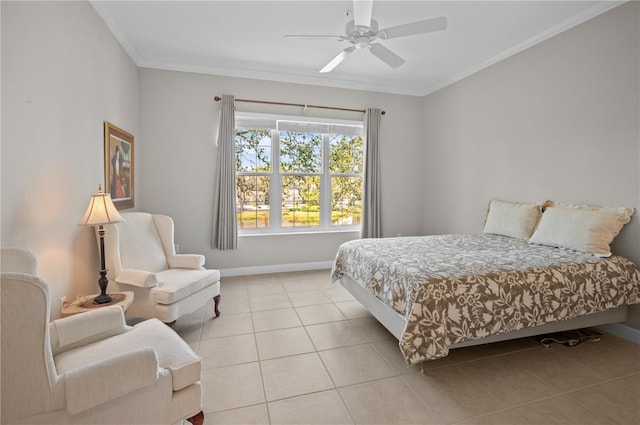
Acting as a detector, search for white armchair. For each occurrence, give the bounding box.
[0,248,205,425]
[102,212,221,324]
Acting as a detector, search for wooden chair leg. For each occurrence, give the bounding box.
[187,410,204,425]
[213,294,221,317]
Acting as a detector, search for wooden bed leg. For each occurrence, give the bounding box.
[186,410,204,425]
[213,294,221,317]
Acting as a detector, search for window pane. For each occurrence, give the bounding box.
[280,131,322,173]
[282,176,320,227]
[329,134,363,174]
[236,176,270,228]
[331,176,362,226]
[236,128,272,172]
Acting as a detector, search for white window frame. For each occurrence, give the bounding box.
[236,112,363,235]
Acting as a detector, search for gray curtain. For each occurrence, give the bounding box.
[212,94,238,250]
[361,108,382,238]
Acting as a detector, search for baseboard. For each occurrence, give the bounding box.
[220,261,333,277]
[596,323,640,344]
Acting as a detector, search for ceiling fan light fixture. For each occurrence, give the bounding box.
[354,35,370,49]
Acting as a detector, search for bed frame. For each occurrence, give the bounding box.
[339,274,627,348]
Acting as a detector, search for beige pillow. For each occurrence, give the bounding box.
[528,202,634,257]
[483,200,546,240]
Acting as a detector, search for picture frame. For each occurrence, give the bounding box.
[104,121,134,210]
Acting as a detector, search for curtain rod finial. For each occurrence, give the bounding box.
[214,96,221,101]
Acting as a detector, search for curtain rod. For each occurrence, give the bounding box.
[213,96,385,115]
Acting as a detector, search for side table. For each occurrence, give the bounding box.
[60,291,134,318]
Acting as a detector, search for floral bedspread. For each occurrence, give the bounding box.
[331,234,640,365]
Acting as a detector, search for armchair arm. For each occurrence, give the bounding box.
[115,268,158,288]
[51,306,129,355]
[167,254,205,270]
[64,347,159,415]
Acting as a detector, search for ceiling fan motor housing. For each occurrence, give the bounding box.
[345,19,379,48]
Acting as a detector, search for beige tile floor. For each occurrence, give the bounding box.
[174,270,640,425]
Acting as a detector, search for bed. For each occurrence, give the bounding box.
[331,201,640,366]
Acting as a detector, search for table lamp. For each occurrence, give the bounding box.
[79,185,124,304]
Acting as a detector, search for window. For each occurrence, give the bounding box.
[235,113,363,233]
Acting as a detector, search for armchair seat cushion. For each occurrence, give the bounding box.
[55,318,201,392]
[154,269,221,305]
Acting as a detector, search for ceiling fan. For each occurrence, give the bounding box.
[284,0,447,73]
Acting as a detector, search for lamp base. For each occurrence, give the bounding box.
[93,293,113,304]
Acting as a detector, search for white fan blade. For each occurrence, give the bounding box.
[369,43,405,68]
[353,0,373,28]
[319,47,355,73]
[379,16,447,40]
[283,34,345,40]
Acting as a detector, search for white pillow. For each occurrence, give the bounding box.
[528,202,634,257]
[483,200,546,240]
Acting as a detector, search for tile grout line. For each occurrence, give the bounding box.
[294,276,359,424]
[248,298,273,425]
[563,371,640,421]
[246,274,347,422]
[313,295,357,425]
[448,367,640,425]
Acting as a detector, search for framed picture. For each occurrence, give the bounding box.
[104,121,134,210]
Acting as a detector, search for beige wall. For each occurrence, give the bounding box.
[1,1,139,319]
[138,69,424,272]
[421,2,640,328]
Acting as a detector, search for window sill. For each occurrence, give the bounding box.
[239,229,360,237]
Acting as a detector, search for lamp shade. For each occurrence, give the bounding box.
[79,185,124,226]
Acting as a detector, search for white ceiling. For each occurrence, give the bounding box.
[90,1,622,96]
